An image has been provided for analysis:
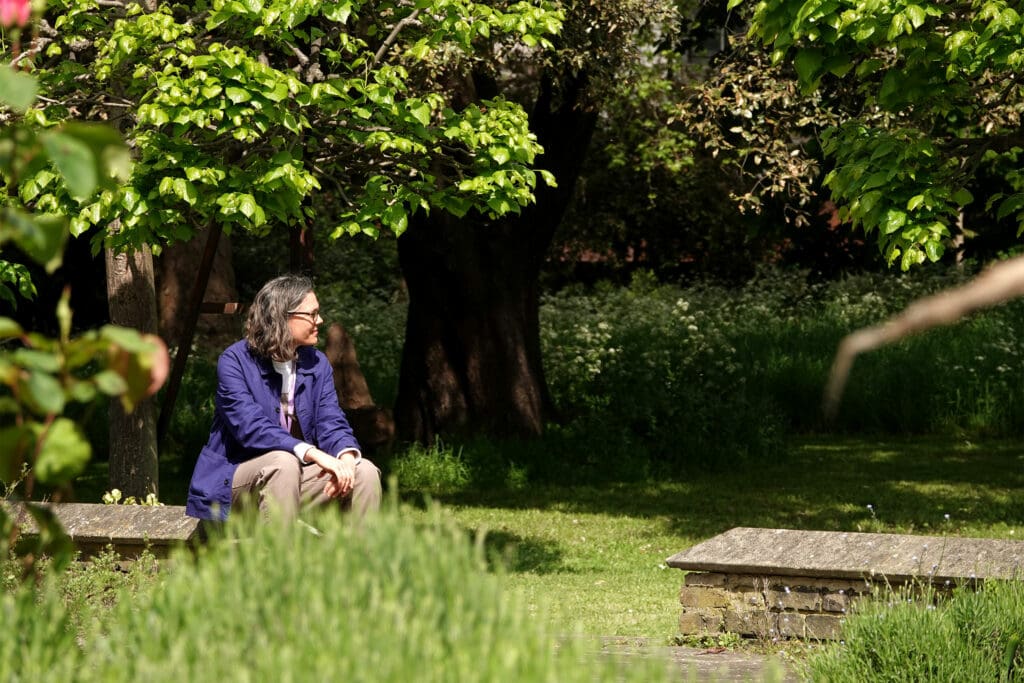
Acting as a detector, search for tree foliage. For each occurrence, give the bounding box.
[18,0,564,252]
[738,0,1024,269]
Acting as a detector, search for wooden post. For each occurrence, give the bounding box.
[157,224,223,446]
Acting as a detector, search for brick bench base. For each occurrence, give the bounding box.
[668,527,1024,640]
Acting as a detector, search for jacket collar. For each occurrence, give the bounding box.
[248,342,317,377]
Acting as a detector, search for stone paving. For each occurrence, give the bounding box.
[596,637,798,682]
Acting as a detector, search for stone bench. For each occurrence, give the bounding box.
[667,527,1024,641]
[6,502,202,559]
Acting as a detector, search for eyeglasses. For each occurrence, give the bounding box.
[287,309,321,321]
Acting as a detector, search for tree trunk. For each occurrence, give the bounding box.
[156,227,239,346]
[290,223,316,275]
[394,74,597,442]
[325,323,395,452]
[105,245,160,498]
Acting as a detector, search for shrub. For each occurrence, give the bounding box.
[804,580,1024,681]
[2,507,671,682]
[389,440,472,495]
[540,272,785,472]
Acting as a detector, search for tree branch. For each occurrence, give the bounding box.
[824,254,1024,417]
[372,9,421,66]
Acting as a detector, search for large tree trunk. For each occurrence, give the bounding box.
[105,245,160,498]
[394,74,597,442]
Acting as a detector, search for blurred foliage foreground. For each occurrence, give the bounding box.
[1,505,673,683]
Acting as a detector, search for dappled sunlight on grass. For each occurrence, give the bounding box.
[400,435,1024,637]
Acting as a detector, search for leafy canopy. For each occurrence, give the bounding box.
[20,0,563,251]
[738,0,1024,268]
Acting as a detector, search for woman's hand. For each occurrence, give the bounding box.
[305,449,357,498]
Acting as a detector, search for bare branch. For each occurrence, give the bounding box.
[824,254,1024,417]
[372,9,421,66]
[287,42,310,65]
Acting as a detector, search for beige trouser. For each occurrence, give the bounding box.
[231,450,382,521]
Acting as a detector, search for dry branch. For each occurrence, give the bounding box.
[824,254,1024,417]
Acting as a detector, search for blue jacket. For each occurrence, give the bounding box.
[186,339,360,520]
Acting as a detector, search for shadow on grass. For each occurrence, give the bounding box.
[477,528,568,574]
[70,434,1024,548]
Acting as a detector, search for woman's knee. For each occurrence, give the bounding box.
[259,450,302,488]
[355,458,381,485]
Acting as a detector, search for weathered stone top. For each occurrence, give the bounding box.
[667,527,1024,583]
[6,502,200,550]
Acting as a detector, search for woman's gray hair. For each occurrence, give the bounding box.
[245,274,313,361]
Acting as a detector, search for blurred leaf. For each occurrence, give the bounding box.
[59,122,132,186]
[12,349,61,372]
[21,371,66,415]
[40,130,98,199]
[33,417,91,485]
[93,369,128,395]
[0,207,67,273]
[0,65,38,111]
[16,501,75,575]
[0,317,24,339]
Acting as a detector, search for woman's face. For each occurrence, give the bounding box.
[287,291,322,348]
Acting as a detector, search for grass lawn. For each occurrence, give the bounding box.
[399,435,1024,638]
[66,434,1024,640]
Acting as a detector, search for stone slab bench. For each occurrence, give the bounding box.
[5,502,202,559]
[666,527,1024,641]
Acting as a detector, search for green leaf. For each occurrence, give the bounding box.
[996,193,1024,221]
[952,188,974,206]
[881,209,908,235]
[40,130,98,199]
[0,318,23,340]
[0,65,38,111]
[238,194,259,218]
[93,369,128,396]
[861,171,890,190]
[99,324,153,353]
[904,5,927,29]
[489,146,511,165]
[794,49,823,89]
[33,418,92,485]
[225,87,252,104]
[22,371,66,416]
[888,12,909,40]
[12,348,61,372]
[0,208,67,273]
[60,123,132,187]
[408,101,431,126]
[324,1,352,23]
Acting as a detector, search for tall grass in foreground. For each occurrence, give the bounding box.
[1,506,673,682]
[805,580,1024,681]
